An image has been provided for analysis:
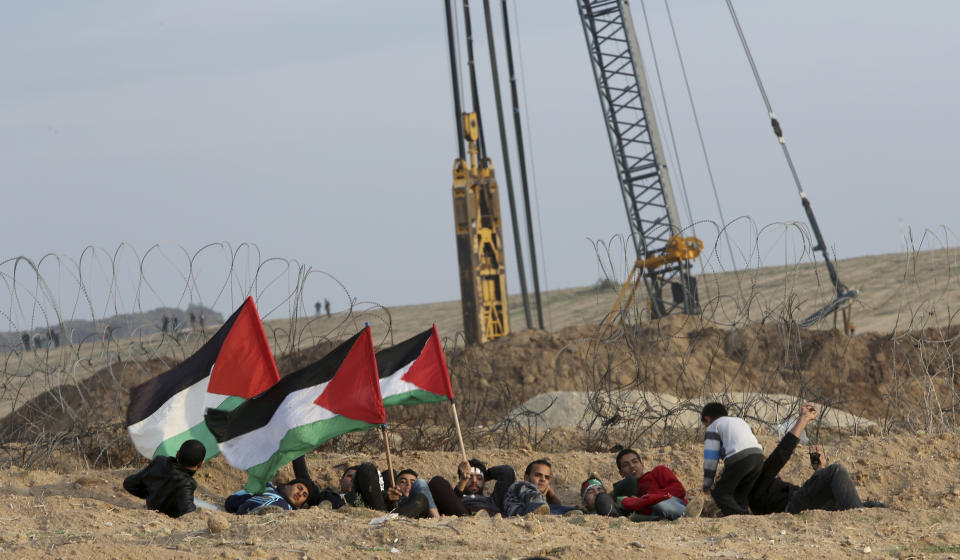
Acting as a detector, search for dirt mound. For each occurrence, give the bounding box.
[505,391,877,433]
[3,317,958,470]
[1,432,959,559]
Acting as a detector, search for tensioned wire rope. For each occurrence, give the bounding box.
[637,0,745,300]
[723,0,855,323]
[636,0,699,244]
[660,0,744,287]
[725,0,805,198]
[507,0,554,330]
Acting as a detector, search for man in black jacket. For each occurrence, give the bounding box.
[123,439,205,518]
[749,403,884,514]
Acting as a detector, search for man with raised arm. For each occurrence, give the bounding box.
[749,402,886,514]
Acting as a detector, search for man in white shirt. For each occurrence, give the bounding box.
[701,402,763,516]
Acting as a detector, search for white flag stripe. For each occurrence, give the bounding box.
[218,380,335,470]
[128,375,229,458]
[379,360,421,399]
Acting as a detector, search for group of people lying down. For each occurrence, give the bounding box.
[122,402,884,519]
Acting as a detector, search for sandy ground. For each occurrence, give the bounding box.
[3,248,960,558]
[2,431,960,559]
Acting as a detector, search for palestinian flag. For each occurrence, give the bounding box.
[126,297,280,461]
[205,326,385,493]
[377,325,454,406]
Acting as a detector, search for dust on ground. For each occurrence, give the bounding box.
[2,431,959,559]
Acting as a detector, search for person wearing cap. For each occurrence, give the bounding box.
[122,439,206,518]
[579,477,619,517]
[224,478,319,514]
[611,448,699,521]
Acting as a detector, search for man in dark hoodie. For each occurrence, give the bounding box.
[123,439,206,518]
[749,403,885,514]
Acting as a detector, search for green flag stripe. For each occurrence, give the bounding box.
[152,395,246,461]
[382,389,448,407]
[243,415,375,493]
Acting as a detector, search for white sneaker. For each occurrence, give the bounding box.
[368,512,399,525]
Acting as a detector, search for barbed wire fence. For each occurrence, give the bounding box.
[492,220,960,451]
[1,221,959,470]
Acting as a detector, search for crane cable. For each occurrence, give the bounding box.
[508,0,553,330]
[443,0,466,160]
[636,0,697,243]
[725,0,854,315]
[661,0,744,292]
[725,0,805,198]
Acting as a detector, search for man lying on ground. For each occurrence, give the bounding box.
[503,459,577,516]
[610,448,699,520]
[292,457,385,511]
[701,402,764,516]
[428,458,517,516]
[123,439,206,519]
[386,468,440,518]
[579,476,619,517]
[224,478,318,514]
[749,402,886,514]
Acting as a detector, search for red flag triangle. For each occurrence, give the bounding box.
[401,324,454,399]
[208,297,281,398]
[314,326,386,425]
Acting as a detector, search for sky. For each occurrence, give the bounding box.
[2,1,959,321]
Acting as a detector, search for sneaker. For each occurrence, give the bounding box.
[862,500,887,508]
[531,504,550,515]
[563,509,584,517]
[684,497,703,519]
[317,500,334,510]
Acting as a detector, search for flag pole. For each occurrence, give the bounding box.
[449,399,468,463]
[380,424,396,488]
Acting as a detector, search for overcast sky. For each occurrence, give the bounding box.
[3,1,958,320]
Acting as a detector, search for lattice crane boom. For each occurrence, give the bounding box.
[577,0,700,318]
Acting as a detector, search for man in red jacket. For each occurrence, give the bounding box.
[611,448,702,521]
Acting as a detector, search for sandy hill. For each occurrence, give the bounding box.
[1,247,959,558]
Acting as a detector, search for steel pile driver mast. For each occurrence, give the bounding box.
[577,0,702,320]
[445,0,510,345]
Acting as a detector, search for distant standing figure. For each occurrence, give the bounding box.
[189,312,196,329]
[314,301,322,316]
[48,328,60,348]
[21,333,31,351]
[161,315,169,333]
[198,313,205,332]
[104,325,116,341]
[33,334,43,349]
[171,316,179,332]
[324,299,331,318]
